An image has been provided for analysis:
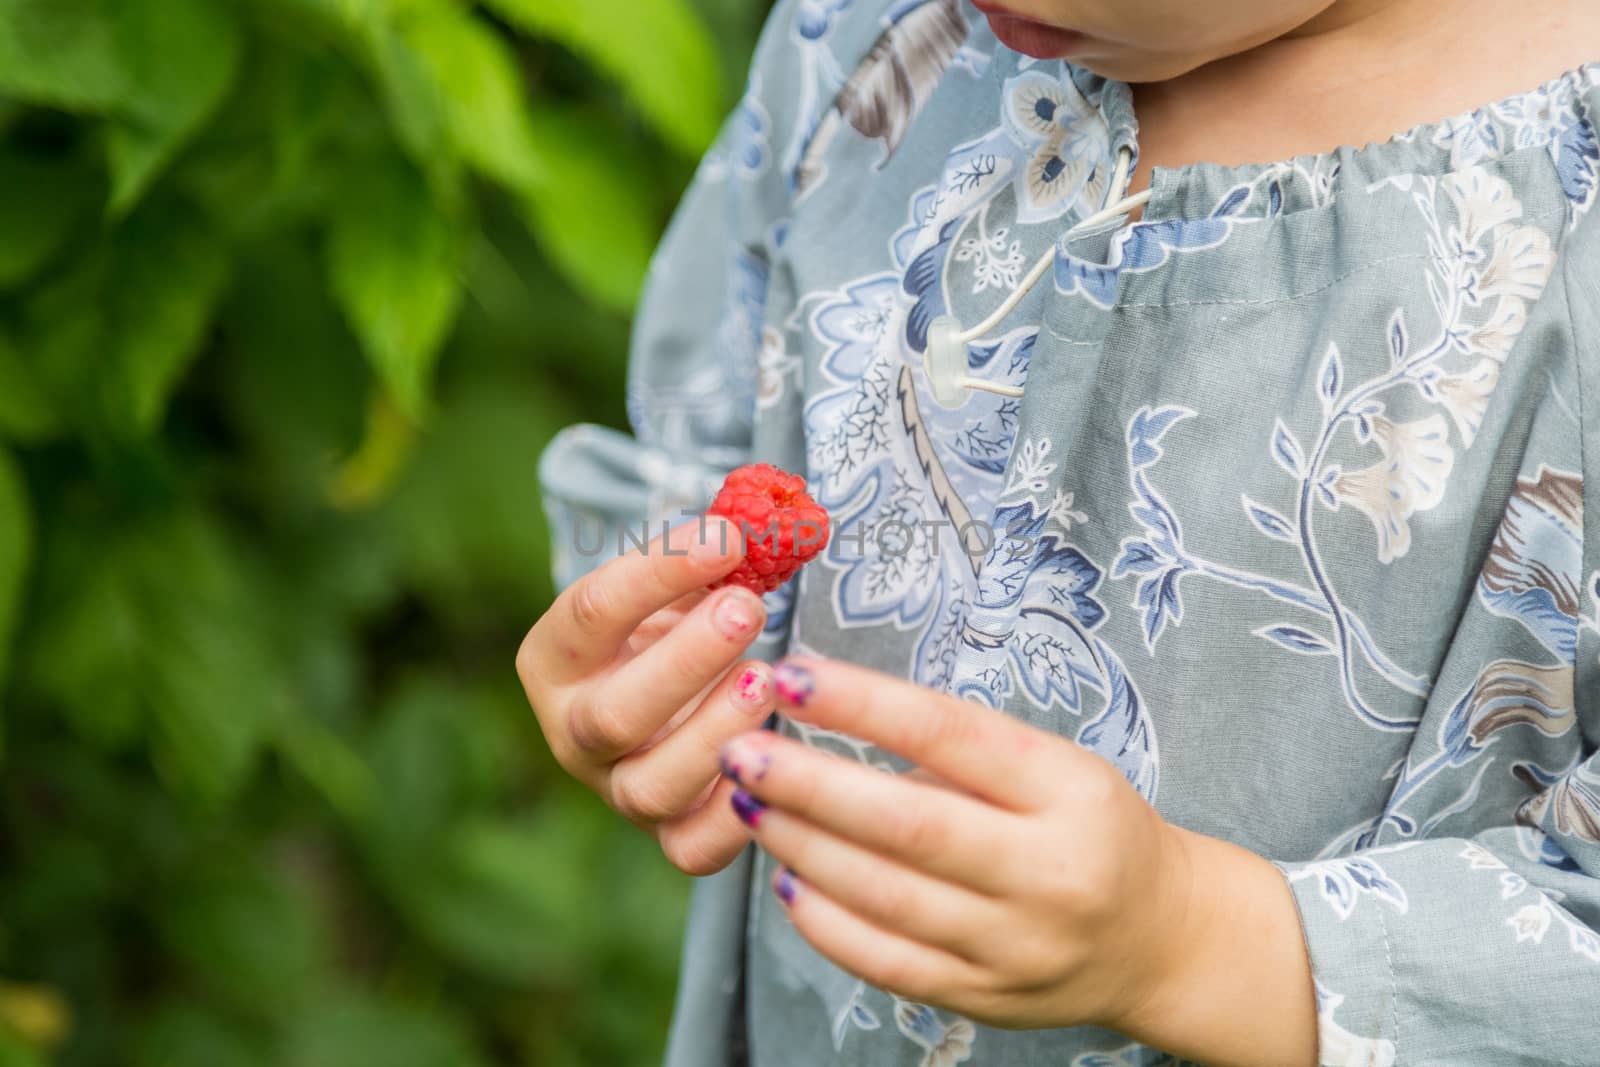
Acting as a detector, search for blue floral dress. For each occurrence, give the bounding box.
[538,1,1600,1063]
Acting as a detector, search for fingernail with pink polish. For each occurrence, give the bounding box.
[734,666,772,710]
[773,661,815,706]
[719,737,770,785]
[714,591,761,641]
[730,788,766,828]
[773,866,799,906]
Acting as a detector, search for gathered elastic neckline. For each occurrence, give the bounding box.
[1076,60,1600,222]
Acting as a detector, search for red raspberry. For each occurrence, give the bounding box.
[706,464,831,595]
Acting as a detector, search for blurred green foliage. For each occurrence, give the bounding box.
[0,0,768,1063]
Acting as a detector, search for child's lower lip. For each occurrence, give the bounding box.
[984,14,1088,60]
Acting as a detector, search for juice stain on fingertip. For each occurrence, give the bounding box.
[736,667,772,706]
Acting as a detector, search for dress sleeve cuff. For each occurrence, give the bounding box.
[1272,857,1400,1067]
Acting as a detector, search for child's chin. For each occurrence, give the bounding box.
[985,14,1088,61]
[1062,48,1210,85]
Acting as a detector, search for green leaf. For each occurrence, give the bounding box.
[137,1002,270,1067]
[17,197,229,435]
[158,862,328,1018]
[363,676,490,853]
[217,236,368,510]
[0,0,125,112]
[327,162,463,418]
[380,375,571,613]
[174,43,359,239]
[0,1029,46,1067]
[106,0,244,214]
[381,814,592,983]
[365,20,456,187]
[275,715,376,826]
[23,511,282,803]
[284,993,486,1067]
[486,0,724,154]
[0,150,98,290]
[0,447,33,706]
[0,329,59,442]
[521,107,658,312]
[110,202,232,431]
[392,6,541,190]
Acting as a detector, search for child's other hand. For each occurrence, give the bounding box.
[718,655,1200,1034]
[517,516,775,876]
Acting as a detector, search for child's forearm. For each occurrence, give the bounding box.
[1113,827,1319,1067]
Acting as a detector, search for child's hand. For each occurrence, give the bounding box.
[717,655,1207,1036]
[517,517,777,876]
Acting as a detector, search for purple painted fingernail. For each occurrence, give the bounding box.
[730,788,766,828]
[719,738,771,785]
[773,661,815,707]
[773,866,799,906]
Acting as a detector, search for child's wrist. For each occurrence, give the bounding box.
[1104,827,1318,1067]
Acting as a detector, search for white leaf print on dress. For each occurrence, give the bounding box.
[1508,902,1553,943]
[1424,358,1499,447]
[1316,985,1397,1067]
[1478,224,1556,301]
[1463,848,1600,963]
[1331,413,1456,564]
[757,326,801,411]
[1115,166,1560,731]
[893,1001,975,1067]
[1001,436,1057,499]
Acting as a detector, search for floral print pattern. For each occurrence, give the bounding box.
[539,3,1600,1062]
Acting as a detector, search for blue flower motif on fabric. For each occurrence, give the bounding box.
[1055,186,1247,309]
[796,0,856,40]
[947,436,1160,799]
[1111,169,1561,749]
[715,248,768,426]
[731,81,772,179]
[1554,114,1599,220]
[803,177,1036,668]
[1112,406,1197,650]
[1285,854,1410,921]
[804,277,1020,630]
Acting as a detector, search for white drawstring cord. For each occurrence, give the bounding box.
[924,146,1150,407]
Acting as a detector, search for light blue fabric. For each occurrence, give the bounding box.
[539,2,1600,1062]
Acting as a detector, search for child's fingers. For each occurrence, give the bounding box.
[606,661,777,825]
[767,866,983,1009]
[524,516,743,683]
[719,733,1017,894]
[626,594,709,655]
[768,657,1062,810]
[603,585,766,720]
[652,777,755,877]
[562,585,764,763]
[734,798,999,962]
